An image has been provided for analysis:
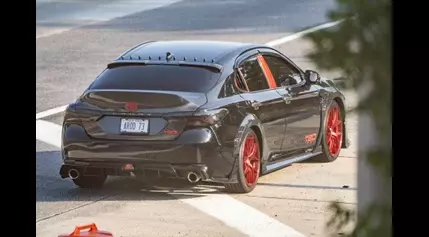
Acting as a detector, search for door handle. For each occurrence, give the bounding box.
[319,89,329,97]
[282,94,292,104]
[248,100,261,110]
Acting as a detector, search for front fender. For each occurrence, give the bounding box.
[316,94,350,152]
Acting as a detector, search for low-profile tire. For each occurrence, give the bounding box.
[314,100,344,162]
[224,129,261,193]
[72,175,107,189]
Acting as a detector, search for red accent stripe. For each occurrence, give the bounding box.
[257,55,277,89]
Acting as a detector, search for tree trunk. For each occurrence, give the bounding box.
[357,113,392,214]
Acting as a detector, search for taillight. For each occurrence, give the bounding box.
[186,108,229,127]
[63,101,100,125]
[63,104,81,125]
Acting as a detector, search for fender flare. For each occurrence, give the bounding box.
[315,94,349,151]
[227,113,266,180]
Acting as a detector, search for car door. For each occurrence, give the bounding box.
[236,53,286,155]
[262,53,322,154]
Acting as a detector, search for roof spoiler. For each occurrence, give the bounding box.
[107,60,223,72]
[116,41,157,59]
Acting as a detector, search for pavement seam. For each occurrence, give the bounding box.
[36,195,118,223]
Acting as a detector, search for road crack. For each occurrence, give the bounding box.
[36,195,116,223]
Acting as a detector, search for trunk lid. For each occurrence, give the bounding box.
[75,90,207,140]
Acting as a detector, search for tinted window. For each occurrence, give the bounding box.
[220,73,249,98]
[263,55,302,87]
[89,65,221,93]
[238,56,269,92]
[234,73,247,91]
[220,74,236,98]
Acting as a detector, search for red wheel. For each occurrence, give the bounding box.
[242,134,260,186]
[326,104,343,157]
[224,129,261,193]
[315,101,344,162]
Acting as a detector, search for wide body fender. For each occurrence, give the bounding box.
[227,113,266,180]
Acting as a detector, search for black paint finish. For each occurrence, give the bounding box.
[60,40,349,184]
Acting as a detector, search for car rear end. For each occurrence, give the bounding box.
[60,64,233,183]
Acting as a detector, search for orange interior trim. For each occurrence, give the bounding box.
[257,55,277,89]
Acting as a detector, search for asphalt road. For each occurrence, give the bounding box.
[36,1,357,236]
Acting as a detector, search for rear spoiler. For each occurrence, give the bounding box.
[107,60,223,72]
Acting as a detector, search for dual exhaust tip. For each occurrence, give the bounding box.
[68,168,201,183]
[187,172,201,183]
[68,168,80,180]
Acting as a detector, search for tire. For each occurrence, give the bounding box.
[224,129,261,193]
[314,100,344,162]
[72,175,107,189]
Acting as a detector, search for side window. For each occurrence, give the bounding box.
[220,73,240,97]
[263,55,302,87]
[238,56,269,92]
[234,73,248,91]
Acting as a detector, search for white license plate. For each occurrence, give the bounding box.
[120,119,149,134]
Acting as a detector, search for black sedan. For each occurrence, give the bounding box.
[59,40,349,193]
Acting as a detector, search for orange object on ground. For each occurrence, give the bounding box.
[58,223,113,237]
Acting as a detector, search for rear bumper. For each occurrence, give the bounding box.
[60,162,214,181]
[61,124,237,183]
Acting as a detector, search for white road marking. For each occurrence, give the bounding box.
[36,29,81,40]
[36,120,62,148]
[36,0,183,39]
[36,19,345,237]
[181,194,305,237]
[36,105,68,120]
[265,20,343,47]
[35,19,343,120]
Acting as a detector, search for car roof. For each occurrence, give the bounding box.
[119,40,263,65]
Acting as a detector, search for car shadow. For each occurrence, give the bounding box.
[36,150,226,203]
[243,194,356,205]
[257,182,357,191]
[298,154,356,163]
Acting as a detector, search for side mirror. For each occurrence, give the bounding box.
[304,70,320,84]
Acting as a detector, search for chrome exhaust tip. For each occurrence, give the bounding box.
[68,168,80,180]
[187,172,201,183]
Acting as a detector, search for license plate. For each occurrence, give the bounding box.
[120,119,149,134]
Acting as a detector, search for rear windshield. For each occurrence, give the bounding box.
[89,65,221,93]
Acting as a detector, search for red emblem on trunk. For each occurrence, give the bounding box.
[125,102,138,112]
